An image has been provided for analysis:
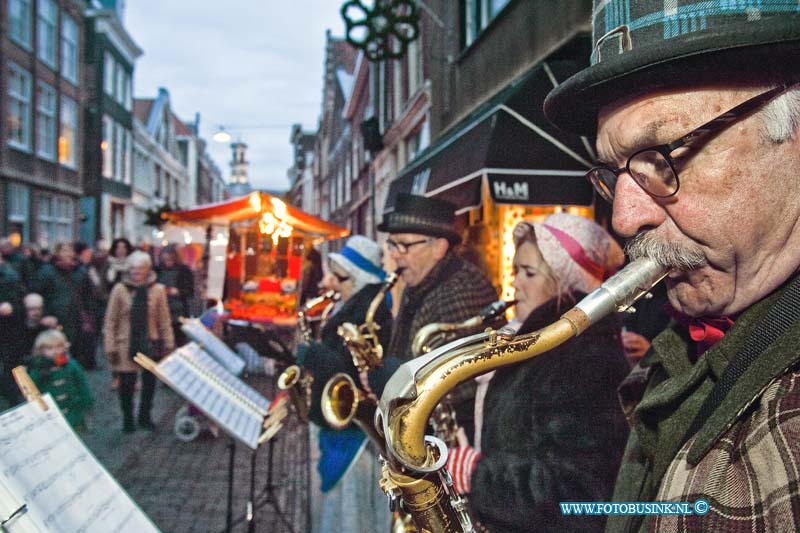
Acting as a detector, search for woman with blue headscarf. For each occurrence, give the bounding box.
[296,235,392,533]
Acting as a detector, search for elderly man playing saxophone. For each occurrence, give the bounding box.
[544,2,800,531]
[372,193,499,442]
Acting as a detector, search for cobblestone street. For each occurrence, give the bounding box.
[79,356,310,533]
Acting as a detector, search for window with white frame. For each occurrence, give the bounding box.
[114,122,122,181]
[407,38,422,96]
[36,0,57,68]
[125,75,133,111]
[7,182,31,243]
[60,13,78,84]
[59,95,77,168]
[103,51,115,96]
[463,0,511,47]
[114,62,124,105]
[7,64,32,150]
[8,0,33,49]
[36,82,57,159]
[37,193,74,247]
[101,114,113,177]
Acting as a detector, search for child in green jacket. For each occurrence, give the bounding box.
[28,329,94,429]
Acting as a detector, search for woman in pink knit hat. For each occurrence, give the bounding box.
[447,213,631,532]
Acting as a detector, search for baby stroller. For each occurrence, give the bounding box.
[174,404,219,442]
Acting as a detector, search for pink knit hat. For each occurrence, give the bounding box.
[514,213,623,295]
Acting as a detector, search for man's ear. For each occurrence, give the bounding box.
[431,238,449,261]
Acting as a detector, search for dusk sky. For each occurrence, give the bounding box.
[125,1,347,192]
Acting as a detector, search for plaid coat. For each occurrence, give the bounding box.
[382,253,498,441]
[386,252,498,361]
[609,279,800,532]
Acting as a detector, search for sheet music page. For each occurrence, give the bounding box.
[0,395,159,533]
[157,354,264,449]
[181,319,246,375]
[177,344,270,415]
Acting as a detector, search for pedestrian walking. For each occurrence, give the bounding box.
[104,251,174,433]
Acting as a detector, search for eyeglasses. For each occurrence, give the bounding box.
[386,237,432,254]
[587,82,798,203]
[331,271,350,283]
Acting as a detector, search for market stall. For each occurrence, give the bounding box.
[164,192,348,328]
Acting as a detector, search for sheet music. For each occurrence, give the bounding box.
[153,351,267,449]
[181,319,246,375]
[176,344,269,415]
[0,395,159,533]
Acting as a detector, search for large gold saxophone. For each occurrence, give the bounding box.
[411,299,516,446]
[376,258,667,532]
[321,269,404,443]
[337,268,404,372]
[278,290,340,423]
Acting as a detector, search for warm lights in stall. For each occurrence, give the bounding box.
[259,211,294,245]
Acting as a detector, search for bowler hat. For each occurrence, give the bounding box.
[377,194,461,244]
[544,1,800,134]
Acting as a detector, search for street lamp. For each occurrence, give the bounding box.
[211,124,295,143]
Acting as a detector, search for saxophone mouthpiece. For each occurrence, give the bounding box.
[479,299,517,320]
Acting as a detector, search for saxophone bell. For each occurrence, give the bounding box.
[277,364,313,423]
[322,372,385,453]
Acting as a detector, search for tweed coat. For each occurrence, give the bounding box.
[609,278,800,533]
[386,252,498,362]
[103,273,174,373]
[383,252,498,441]
[471,296,629,532]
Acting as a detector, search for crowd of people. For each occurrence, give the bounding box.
[289,4,800,532]
[2,4,798,531]
[0,237,193,434]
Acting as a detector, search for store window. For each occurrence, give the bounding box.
[101,114,113,178]
[103,51,115,96]
[59,96,77,167]
[7,182,31,243]
[61,13,78,84]
[8,0,32,49]
[7,63,32,150]
[463,0,511,47]
[37,193,74,247]
[110,203,125,238]
[36,0,57,69]
[36,81,57,159]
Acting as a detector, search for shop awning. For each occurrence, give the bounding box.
[384,36,595,214]
[165,192,349,241]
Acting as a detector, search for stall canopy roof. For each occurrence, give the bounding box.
[384,35,595,215]
[165,192,349,241]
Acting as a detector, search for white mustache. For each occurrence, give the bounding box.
[625,231,707,270]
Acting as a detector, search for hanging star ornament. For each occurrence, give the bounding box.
[341,0,420,61]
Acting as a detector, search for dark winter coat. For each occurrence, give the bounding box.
[157,263,195,323]
[33,262,96,347]
[27,355,94,428]
[471,295,629,532]
[300,282,392,428]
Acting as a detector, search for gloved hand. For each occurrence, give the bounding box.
[446,446,480,495]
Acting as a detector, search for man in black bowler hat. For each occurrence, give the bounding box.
[544,1,800,531]
[374,193,498,442]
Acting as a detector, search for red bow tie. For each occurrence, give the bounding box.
[666,306,734,357]
[54,354,69,367]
